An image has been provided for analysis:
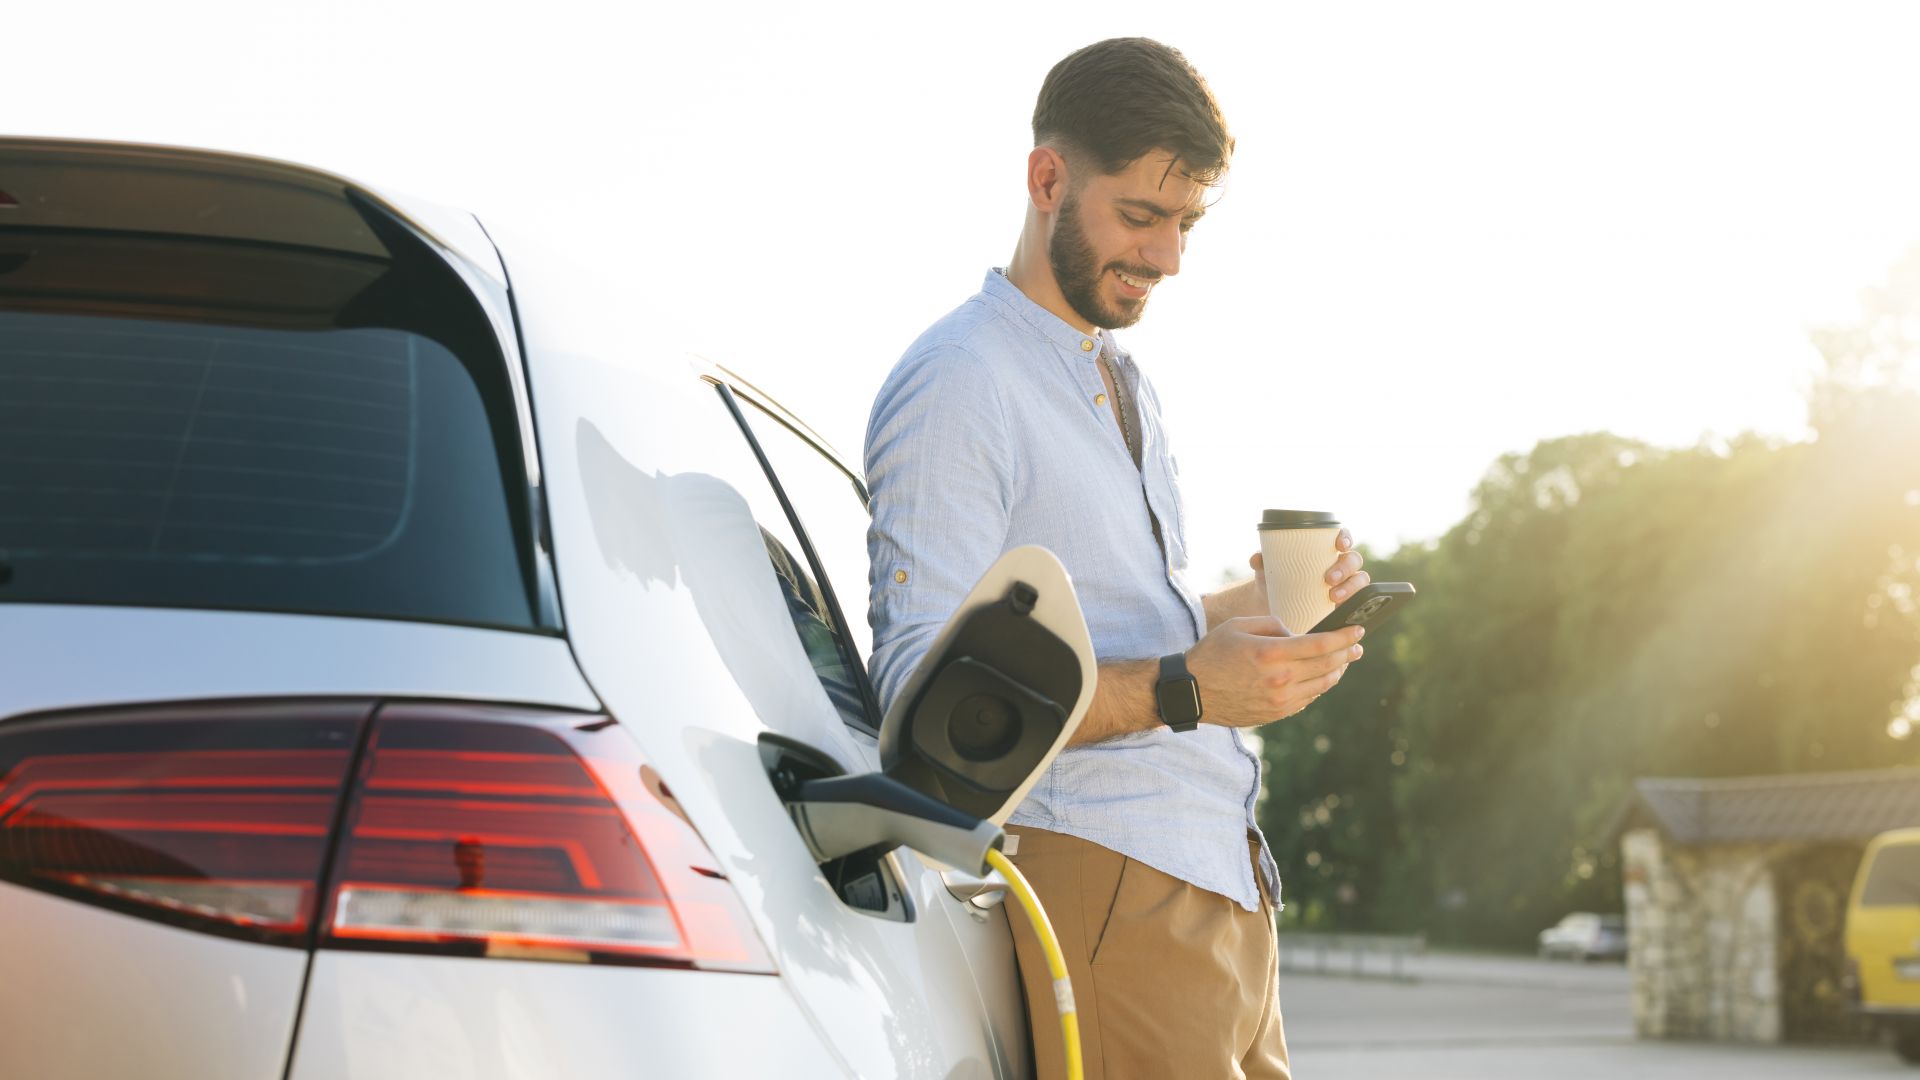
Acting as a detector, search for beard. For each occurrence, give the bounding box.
[1048,188,1156,330]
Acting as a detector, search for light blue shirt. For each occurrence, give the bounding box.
[865,269,1280,912]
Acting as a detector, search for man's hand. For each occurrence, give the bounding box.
[1186,617,1366,729]
[1083,529,1371,746]
[1248,528,1371,623]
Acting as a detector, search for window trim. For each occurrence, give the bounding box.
[708,379,883,737]
[713,367,869,506]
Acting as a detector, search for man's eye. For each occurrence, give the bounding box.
[1122,214,1153,228]
[1179,220,1197,235]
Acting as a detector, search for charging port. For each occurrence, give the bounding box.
[759,734,912,922]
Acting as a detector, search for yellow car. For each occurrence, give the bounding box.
[1846,828,1920,1063]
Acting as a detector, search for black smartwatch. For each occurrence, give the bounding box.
[1156,651,1203,732]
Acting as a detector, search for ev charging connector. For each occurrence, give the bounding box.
[788,772,1004,874]
[783,546,1096,1080]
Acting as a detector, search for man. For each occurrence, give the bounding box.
[865,38,1370,1079]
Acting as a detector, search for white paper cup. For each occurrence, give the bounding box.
[1258,510,1342,634]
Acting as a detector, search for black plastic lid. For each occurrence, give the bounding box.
[1258,510,1341,531]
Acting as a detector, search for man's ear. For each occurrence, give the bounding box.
[1027,145,1071,214]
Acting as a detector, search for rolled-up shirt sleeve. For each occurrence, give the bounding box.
[864,343,1015,718]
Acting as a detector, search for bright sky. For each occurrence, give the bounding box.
[13,1,1920,583]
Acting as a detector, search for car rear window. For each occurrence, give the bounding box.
[1861,843,1920,907]
[0,227,540,630]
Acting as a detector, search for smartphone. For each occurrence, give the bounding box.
[1307,581,1417,636]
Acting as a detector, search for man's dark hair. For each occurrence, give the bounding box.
[1032,37,1233,185]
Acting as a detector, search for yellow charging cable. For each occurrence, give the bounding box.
[985,846,1084,1080]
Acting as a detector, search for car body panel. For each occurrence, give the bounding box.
[0,605,599,717]
[287,952,842,1080]
[929,885,1030,1075]
[0,882,306,1080]
[501,226,1010,1079]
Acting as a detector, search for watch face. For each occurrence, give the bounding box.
[1157,678,1201,725]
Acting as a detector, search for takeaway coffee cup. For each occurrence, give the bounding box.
[1258,510,1343,634]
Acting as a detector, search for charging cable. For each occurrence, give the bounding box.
[984,846,1083,1080]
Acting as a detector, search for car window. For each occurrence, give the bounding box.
[713,385,879,735]
[731,396,874,663]
[757,520,867,727]
[0,231,539,631]
[1861,844,1920,907]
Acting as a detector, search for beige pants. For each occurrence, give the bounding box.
[1004,826,1290,1080]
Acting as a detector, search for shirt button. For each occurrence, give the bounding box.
[1081,339,1094,352]
[894,569,909,584]
[1095,393,1108,406]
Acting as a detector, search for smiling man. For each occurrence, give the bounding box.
[864,38,1369,1080]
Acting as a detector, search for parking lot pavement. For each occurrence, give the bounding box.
[1281,944,1635,992]
[1277,952,1902,1079]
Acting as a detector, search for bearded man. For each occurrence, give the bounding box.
[864,37,1370,1080]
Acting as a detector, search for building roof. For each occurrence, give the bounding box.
[1628,767,1920,846]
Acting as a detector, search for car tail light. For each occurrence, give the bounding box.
[0,703,364,945]
[323,704,774,973]
[0,701,774,974]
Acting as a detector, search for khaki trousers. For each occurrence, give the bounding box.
[1004,826,1290,1080]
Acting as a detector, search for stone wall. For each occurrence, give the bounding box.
[1621,827,1782,1042]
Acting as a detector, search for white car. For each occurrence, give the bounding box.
[0,138,1087,1079]
[1537,912,1627,962]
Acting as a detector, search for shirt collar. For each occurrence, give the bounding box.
[982,268,1120,365]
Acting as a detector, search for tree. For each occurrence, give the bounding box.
[1255,248,1920,945]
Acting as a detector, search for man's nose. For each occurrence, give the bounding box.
[1142,220,1184,278]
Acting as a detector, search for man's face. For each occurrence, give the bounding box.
[1048,151,1210,330]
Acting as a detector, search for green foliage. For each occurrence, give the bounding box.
[1259,544,1427,931]
[1259,250,1920,947]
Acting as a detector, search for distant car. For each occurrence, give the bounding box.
[1844,828,1920,1065]
[0,137,1074,1080]
[1537,912,1627,962]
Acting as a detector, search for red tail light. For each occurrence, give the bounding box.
[0,701,774,973]
[324,705,773,972]
[0,704,362,945]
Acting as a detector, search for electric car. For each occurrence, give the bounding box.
[0,138,1080,1079]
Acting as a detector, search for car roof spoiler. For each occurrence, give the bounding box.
[0,137,504,288]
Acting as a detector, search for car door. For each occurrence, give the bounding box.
[720,378,1033,1079]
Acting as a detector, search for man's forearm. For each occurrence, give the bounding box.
[1202,576,1265,632]
[1066,658,1163,747]
[1074,579,1264,747]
